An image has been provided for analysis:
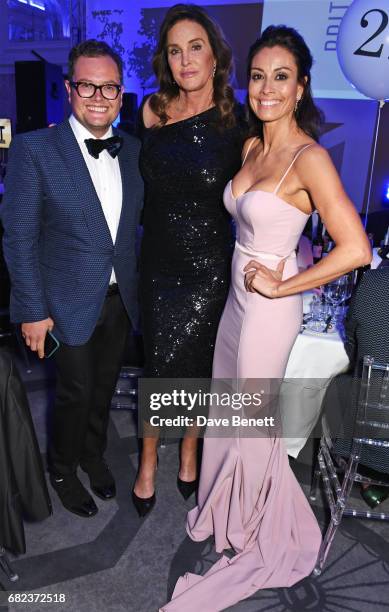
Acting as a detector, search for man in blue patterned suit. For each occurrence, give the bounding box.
[2,40,143,517]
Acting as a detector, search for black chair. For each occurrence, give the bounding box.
[0,352,52,584]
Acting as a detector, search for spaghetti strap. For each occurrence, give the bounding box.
[241,137,258,166]
[273,144,313,195]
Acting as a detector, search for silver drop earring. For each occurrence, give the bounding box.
[212,63,216,78]
[294,98,300,113]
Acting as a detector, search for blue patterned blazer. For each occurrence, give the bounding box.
[1,119,143,345]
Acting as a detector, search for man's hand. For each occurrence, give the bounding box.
[21,318,54,359]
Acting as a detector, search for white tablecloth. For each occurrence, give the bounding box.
[280,295,349,457]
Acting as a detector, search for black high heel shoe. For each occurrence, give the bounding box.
[132,456,158,517]
[132,489,156,517]
[177,476,198,500]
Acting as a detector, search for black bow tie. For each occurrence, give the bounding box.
[84,135,123,159]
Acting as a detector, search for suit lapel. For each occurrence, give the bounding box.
[115,129,131,246]
[56,120,113,248]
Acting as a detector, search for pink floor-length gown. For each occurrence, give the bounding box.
[160,144,322,611]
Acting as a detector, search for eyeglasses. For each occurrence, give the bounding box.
[69,81,122,100]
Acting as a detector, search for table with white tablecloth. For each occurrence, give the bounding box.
[280,296,349,458]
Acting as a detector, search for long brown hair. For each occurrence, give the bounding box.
[149,4,236,128]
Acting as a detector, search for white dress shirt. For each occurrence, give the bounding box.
[69,114,122,284]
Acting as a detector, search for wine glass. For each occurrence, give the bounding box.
[322,273,353,325]
[306,294,330,332]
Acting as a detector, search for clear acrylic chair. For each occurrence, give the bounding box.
[111,366,142,410]
[310,355,389,576]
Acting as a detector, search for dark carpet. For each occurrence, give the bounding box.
[1,355,389,612]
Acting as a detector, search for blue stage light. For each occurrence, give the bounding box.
[382,182,389,208]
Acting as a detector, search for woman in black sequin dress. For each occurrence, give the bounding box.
[132,5,246,516]
[140,106,244,377]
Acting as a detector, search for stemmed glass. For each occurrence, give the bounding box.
[306,293,330,332]
[322,273,354,325]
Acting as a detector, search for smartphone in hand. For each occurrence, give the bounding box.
[44,330,60,358]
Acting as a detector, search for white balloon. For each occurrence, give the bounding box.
[337,0,389,100]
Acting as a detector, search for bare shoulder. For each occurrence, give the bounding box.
[295,142,332,168]
[294,142,338,183]
[143,96,160,129]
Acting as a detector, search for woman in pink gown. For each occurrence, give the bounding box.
[160,25,371,611]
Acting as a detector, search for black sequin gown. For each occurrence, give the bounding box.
[139,106,246,377]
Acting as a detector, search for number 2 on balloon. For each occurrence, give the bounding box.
[354,9,388,58]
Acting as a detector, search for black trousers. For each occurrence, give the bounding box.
[48,291,130,476]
